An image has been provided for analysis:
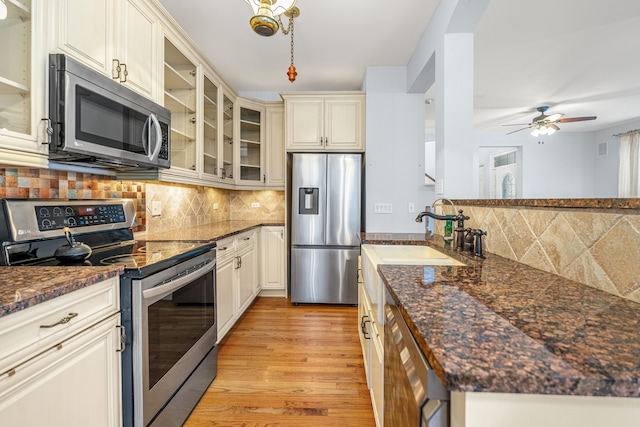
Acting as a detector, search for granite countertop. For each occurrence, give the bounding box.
[361,232,640,398]
[1,221,283,319]
[135,220,284,242]
[0,266,123,318]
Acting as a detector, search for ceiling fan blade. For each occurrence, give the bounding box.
[545,113,564,123]
[505,126,531,135]
[558,116,597,123]
[502,123,531,126]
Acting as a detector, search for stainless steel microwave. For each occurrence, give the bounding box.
[48,54,171,170]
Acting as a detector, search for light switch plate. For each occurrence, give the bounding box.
[374,203,393,214]
[436,179,444,195]
[408,202,415,213]
[213,203,219,210]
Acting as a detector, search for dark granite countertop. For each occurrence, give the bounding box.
[0,266,123,318]
[1,221,283,319]
[135,220,284,242]
[361,232,640,397]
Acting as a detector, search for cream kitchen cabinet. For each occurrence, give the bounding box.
[162,34,198,176]
[360,246,385,427]
[264,104,285,189]
[0,0,48,168]
[233,100,285,190]
[236,99,265,186]
[282,93,365,152]
[0,277,122,427]
[52,0,159,101]
[260,226,285,296]
[216,229,259,342]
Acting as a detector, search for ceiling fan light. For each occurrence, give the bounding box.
[531,129,540,137]
[0,1,7,20]
[547,123,559,135]
[538,126,549,135]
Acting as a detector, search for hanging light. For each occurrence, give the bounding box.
[245,0,300,82]
[246,0,296,36]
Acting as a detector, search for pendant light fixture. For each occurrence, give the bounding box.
[246,0,300,82]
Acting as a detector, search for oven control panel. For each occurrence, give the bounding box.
[35,203,127,231]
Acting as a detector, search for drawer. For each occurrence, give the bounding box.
[216,238,235,262]
[235,230,256,251]
[0,277,119,374]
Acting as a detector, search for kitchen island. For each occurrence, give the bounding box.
[361,233,640,427]
[0,266,123,317]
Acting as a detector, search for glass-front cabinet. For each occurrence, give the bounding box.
[0,0,47,168]
[163,37,197,173]
[237,102,265,185]
[202,76,218,178]
[221,94,234,181]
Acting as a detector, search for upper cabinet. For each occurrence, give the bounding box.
[221,93,235,182]
[236,100,264,186]
[163,36,198,174]
[265,104,285,188]
[202,75,219,178]
[52,0,159,101]
[0,0,48,168]
[282,92,365,152]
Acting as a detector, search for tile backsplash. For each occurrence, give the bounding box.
[438,205,640,304]
[0,168,147,231]
[0,168,285,234]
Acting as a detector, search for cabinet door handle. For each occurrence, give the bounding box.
[116,325,126,353]
[243,237,251,241]
[218,246,228,251]
[120,63,128,83]
[112,59,120,80]
[40,312,78,329]
[263,174,266,184]
[360,315,370,339]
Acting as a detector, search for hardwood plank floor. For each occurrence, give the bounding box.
[184,297,375,427]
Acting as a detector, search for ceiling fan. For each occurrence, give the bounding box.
[504,106,597,136]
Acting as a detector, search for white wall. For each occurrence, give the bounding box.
[363,67,435,233]
[593,118,640,197]
[474,131,599,198]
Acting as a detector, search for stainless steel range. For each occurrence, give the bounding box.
[0,199,217,427]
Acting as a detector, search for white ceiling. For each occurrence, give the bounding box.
[157,0,640,134]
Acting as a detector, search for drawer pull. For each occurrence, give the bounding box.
[40,312,78,329]
[242,237,251,241]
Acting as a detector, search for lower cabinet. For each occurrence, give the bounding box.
[216,229,259,342]
[260,226,285,296]
[359,249,384,427]
[0,278,122,427]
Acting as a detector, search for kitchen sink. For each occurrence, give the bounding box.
[363,244,465,266]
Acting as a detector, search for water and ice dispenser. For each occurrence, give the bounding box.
[298,188,319,215]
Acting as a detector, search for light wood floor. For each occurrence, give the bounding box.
[184,297,375,427]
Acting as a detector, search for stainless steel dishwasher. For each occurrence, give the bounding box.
[384,288,449,427]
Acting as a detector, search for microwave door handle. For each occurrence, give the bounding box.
[142,116,151,155]
[147,113,162,161]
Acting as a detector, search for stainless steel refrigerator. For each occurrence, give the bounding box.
[290,153,361,305]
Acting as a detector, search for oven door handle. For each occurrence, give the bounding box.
[142,258,216,301]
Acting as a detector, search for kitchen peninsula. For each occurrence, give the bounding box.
[361,231,640,427]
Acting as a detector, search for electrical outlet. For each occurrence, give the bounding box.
[213,203,219,210]
[151,200,162,217]
[251,202,260,208]
[408,202,415,213]
[436,179,444,195]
